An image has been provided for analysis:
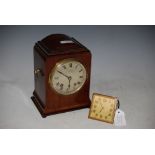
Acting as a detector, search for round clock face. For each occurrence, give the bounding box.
[49,59,87,95]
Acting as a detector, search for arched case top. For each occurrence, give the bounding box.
[35,34,90,56]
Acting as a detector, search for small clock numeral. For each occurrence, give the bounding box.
[62,65,66,69]
[95,100,98,103]
[77,81,81,85]
[54,77,59,80]
[79,69,82,72]
[66,85,69,91]
[60,83,63,90]
[56,82,60,86]
[109,109,112,112]
[110,104,113,107]
[69,63,72,68]
[79,76,83,78]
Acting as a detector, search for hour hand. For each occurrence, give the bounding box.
[99,107,104,113]
[99,103,104,113]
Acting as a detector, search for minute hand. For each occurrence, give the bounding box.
[57,70,70,79]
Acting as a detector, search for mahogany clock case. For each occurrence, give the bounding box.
[31,34,91,117]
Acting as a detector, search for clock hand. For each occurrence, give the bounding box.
[57,70,72,88]
[68,76,72,89]
[99,103,104,113]
[99,107,104,113]
[57,70,70,79]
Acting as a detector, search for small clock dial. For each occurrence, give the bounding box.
[89,94,117,124]
[49,59,87,95]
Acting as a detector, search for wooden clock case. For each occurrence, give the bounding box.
[31,34,91,117]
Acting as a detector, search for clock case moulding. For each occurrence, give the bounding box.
[31,34,92,117]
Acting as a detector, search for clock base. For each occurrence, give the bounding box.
[31,92,91,118]
[31,95,47,118]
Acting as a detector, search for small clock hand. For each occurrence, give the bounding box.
[99,103,104,113]
[99,107,104,113]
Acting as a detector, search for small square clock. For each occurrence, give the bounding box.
[88,93,118,124]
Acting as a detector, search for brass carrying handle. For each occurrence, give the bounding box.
[34,68,44,77]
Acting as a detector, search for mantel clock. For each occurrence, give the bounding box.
[31,34,91,117]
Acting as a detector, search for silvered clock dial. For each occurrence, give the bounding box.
[49,59,87,95]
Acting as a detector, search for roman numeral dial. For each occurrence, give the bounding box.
[49,59,87,95]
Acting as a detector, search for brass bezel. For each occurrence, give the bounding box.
[88,93,117,124]
[48,58,87,95]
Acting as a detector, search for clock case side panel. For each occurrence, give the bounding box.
[31,44,47,117]
[44,51,92,115]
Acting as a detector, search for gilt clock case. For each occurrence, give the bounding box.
[31,34,91,117]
